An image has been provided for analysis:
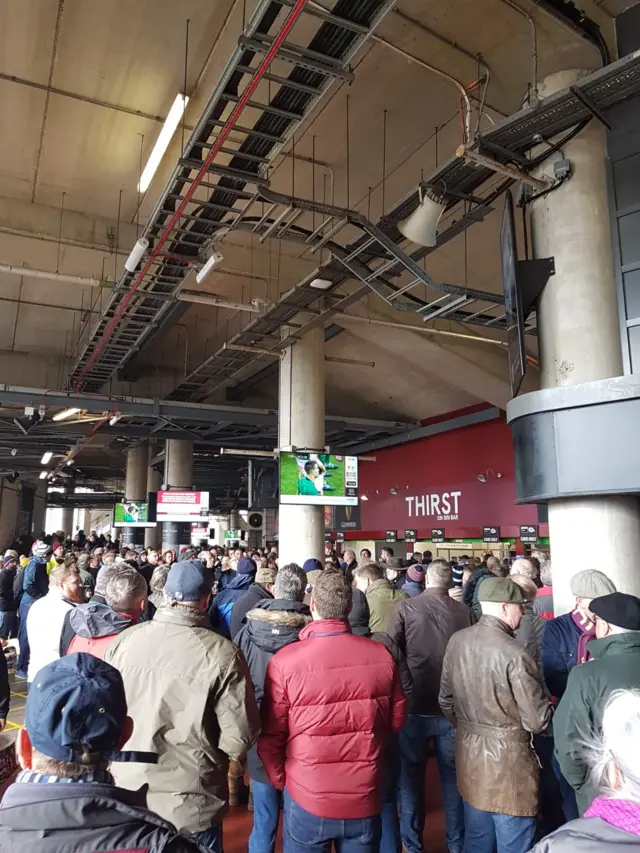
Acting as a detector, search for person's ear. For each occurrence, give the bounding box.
[310,596,317,615]
[117,715,134,749]
[16,729,33,769]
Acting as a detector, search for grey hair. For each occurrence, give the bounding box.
[105,567,147,612]
[426,559,452,588]
[540,559,553,586]
[274,563,307,601]
[95,563,126,596]
[510,558,539,582]
[588,689,640,802]
[150,564,170,595]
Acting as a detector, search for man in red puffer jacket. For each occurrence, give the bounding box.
[258,570,407,853]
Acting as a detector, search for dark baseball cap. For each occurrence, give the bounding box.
[165,560,212,602]
[237,557,257,576]
[26,654,134,764]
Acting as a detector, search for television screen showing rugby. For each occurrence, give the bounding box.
[279,452,358,506]
[113,501,155,528]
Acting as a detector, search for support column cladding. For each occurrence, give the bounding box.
[121,443,149,547]
[161,440,193,553]
[531,69,640,612]
[145,463,163,551]
[278,324,325,566]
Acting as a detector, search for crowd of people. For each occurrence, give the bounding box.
[1,532,640,853]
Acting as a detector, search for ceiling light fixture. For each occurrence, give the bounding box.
[138,93,189,193]
[41,451,53,465]
[109,412,123,427]
[52,407,81,422]
[124,238,150,273]
[309,278,333,290]
[196,250,224,284]
[39,470,48,479]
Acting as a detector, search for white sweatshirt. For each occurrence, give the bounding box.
[26,588,75,683]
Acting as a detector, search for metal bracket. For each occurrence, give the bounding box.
[569,85,613,130]
[456,144,553,191]
[518,257,555,318]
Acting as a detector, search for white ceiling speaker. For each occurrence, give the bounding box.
[398,187,447,248]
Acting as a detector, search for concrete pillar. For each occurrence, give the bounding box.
[61,507,74,539]
[121,443,149,547]
[531,69,640,613]
[161,439,193,553]
[76,508,88,534]
[145,463,163,550]
[278,324,325,566]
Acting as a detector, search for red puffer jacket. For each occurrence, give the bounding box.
[258,619,407,819]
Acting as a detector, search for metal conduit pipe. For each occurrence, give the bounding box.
[495,0,538,101]
[0,263,263,312]
[334,313,539,366]
[370,34,473,141]
[73,0,312,392]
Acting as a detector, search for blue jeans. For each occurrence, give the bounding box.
[283,790,381,853]
[249,779,282,853]
[463,801,536,853]
[0,611,15,640]
[399,714,464,853]
[191,824,222,853]
[17,596,35,676]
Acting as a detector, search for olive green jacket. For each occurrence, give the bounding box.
[365,579,407,633]
[554,632,640,815]
[106,605,260,834]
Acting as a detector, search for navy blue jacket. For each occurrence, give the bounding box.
[209,572,255,638]
[401,580,424,598]
[541,612,581,699]
[22,557,49,601]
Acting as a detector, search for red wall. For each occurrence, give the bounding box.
[357,415,542,540]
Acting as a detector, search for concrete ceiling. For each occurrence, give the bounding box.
[0,0,623,482]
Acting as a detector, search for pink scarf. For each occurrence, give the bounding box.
[571,608,596,664]
[586,797,640,836]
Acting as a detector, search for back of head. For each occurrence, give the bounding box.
[95,563,126,596]
[49,564,79,589]
[486,555,507,577]
[510,573,538,602]
[426,558,452,588]
[150,564,170,595]
[540,559,553,587]
[105,567,147,613]
[312,570,351,621]
[273,563,307,601]
[591,689,640,802]
[510,558,539,582]
[353,562,384,584]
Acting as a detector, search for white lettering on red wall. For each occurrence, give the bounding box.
[405,491,462,521]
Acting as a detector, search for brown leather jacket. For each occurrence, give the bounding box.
[387,587,473,715]
[439,615,551,817]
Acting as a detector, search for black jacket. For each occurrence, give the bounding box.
[462,566,491,615]
[235,598,311,782]
[0,648,9,720]
[0,780,203,853]
[0,567,16,612]
[230,583,273,641]
[348,588,370,636]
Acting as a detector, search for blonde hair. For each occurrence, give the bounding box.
[49,565,79,588]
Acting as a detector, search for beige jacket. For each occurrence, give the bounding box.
[105,605,260,833]
[439,615,551,817]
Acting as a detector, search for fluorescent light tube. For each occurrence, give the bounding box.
[41,451,53,465]
[196,251,224,284]
[138,93,189,193]
[39,471,48,480]
[52,407,80,422]
[124,238,149,273]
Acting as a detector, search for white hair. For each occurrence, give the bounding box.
[509,558,538,582]
[589,689,640,802]
[479,600,504,618]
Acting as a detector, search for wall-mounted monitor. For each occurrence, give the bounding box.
[279,452,358,506]
[156,490,210,523]
[113,501,156,528]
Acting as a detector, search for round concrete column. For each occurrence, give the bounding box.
[278,324,325,566]
[145,463,163,550]
[121,443,149,547]
[61,508,74,539]
[161,440,193,553]
[531,69,640,612]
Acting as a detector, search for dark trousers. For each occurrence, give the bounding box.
[283,790,381,853]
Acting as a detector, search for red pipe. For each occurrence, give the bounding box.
[74,0,309,391]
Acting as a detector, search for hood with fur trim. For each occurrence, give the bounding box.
[242,598,311,654]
